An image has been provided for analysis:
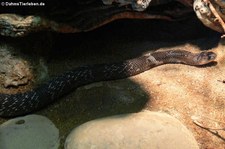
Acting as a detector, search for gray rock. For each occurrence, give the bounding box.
[65,110,199,149]
[0,115,59,149]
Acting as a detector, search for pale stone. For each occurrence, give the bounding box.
[65,111,199,149]
[0,115,59,149]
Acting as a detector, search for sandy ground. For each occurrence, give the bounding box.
[1,18,225,148]
[134,42,225,149]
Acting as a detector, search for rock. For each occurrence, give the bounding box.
[65,110,199,149]
[0,44,33,88]
[0,115,59,149]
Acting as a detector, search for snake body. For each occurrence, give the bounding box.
[0,50,216,117]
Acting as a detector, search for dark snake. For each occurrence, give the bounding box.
[0,50,216,117]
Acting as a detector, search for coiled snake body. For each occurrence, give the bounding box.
[0,50,216,117]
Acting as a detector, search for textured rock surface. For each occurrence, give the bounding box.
[65,111,199,149]
[0,1,192,37]
[0,115,59,149]
[0,44,33,88]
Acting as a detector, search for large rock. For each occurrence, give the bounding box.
[0,115,59,149]
[65,110,199,149]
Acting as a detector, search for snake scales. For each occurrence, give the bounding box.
[0,50,216,117]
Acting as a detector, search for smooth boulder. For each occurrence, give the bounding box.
[65,110,199,149]
[0,114,59,149]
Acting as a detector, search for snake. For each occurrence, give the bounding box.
[0,49,216,117]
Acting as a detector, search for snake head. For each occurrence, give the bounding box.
[196,51,217,65]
